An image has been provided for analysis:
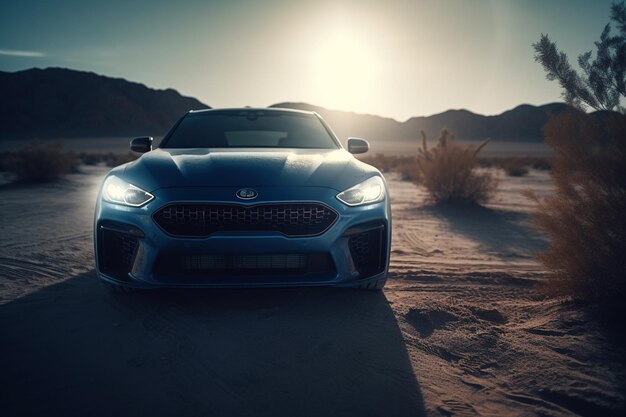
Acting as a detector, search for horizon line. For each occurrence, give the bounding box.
[1,65,567,121]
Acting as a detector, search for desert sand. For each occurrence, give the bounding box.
[0,166,624,416]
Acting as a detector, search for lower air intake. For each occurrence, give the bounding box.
[98,226,139,281]
[154,253,336,278]
[347,223,387,278]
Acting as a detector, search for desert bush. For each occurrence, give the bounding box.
[397,159,421,182]
[105,152,137,167]
[76,151,137,167]
[79,152,107,165]
[478,156,552,171]
[529,157,552,171]
[416,130,496,204]
[360,154,421,181]
[531,1,626,304]
[360,153,549,182]
[500,159,530,176]
[527,112,626,302]
[5,141,79,182]
[359,153,395,172]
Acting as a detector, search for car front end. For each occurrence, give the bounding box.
[94,108,391,290]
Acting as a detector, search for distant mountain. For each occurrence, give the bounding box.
[270,102,568,143]
[269,102,413,142]
[0,67,209,139]
[0,67,568,142]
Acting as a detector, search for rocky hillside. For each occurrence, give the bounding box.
[270,102,568,142]
[0,67,209,139]
[0,67,569,142]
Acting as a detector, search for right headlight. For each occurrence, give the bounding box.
[336,176,386,206]
[102,176,154,207]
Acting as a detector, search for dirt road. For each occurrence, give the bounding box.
[0,168,624,416]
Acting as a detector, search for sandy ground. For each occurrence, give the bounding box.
[0,167,624,417]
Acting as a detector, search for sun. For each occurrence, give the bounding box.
[308,31,379,110]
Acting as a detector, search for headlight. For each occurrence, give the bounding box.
[102,176,154,207]
[336,176,385,206]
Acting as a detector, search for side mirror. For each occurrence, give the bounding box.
[130,136,153,153]
[347,138,369,154]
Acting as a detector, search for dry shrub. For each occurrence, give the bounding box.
[360,154,420,181]
[500,159,530,176]
[359,153,396,172]
[526,111,626,302]
[105,152,137,167]
[530,2,626,311]
[5,141,79,182]
[76,152,138,167]
[478,156,552,171]
[397,160,421,182]
[530,157,552,171]
[417,130,496,204]
[79,152,106,166]
[360,152,549,183]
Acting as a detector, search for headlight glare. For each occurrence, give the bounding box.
[336,176,385,206]
[102,176,154,207]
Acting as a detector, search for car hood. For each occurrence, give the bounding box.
[122,148,375,192]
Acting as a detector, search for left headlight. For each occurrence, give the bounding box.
[336,176,386,206]
[102,176,154,207]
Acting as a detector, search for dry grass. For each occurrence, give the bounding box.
[478,156,552,171]
[362,153,551,181]
[104,152,137,167]
[78,152,105,166]
[416,130,496,204]
[3,141,79,182]
[77,152,138,167]
[359,154,420,181]
[500,159,530,177]
[526,111,626,304]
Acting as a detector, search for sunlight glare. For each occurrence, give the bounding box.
[309,30,379,110]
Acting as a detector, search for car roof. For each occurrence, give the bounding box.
[188,107,317,116]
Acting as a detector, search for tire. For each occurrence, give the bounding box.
[357,276,387,290]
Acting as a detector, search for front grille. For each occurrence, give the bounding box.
[98,227,139,281]
[347,224,387,278]
[154,253,336,278]
[153,203,338,237]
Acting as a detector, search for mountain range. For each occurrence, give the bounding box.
[0,68,209,140]
[0,67,567,142]
[269,102,566,142]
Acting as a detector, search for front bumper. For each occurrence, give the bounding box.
[94,185,391,288]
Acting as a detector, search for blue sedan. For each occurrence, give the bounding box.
[94,108,391,290]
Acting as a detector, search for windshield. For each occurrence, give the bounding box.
[161,110,339,149]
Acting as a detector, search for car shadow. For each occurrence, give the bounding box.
[418,203,548,258]
[0,271,426,417]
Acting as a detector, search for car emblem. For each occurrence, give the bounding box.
[236,188,258,200]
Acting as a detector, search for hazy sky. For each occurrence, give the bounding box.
[0,0,617,120]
